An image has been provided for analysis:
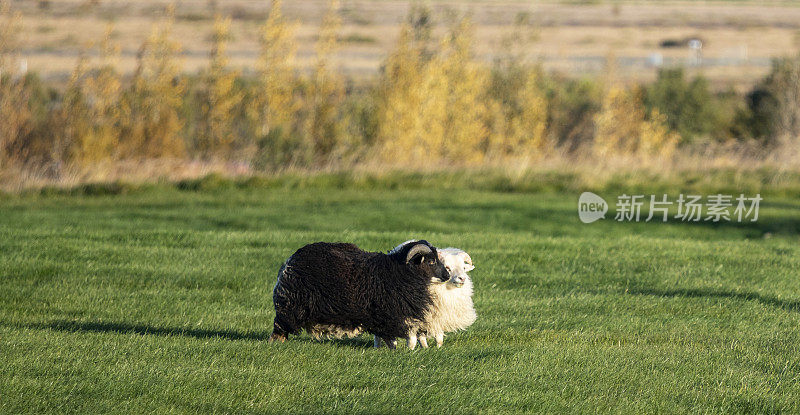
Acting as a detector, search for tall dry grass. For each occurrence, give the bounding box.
[0,1,31,169]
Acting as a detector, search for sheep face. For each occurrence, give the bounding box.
[416,252,451,284]
[438,248,473,287]
[393,240,450,284]
[443,248,474,272]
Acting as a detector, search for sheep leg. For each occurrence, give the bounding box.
[408,332,418,350]
[418,336,429,348]
[435,333,444,348]
[270,299,303,341]
[269,316,291,343]
[374,336,397,349]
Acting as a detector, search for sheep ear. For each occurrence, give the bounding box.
[460,252,474,270]
[406,243,432,264]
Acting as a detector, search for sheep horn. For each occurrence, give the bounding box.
[406,243,432,264]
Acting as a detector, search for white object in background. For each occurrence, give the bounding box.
[688,39,702,66]
[647,53,663,68]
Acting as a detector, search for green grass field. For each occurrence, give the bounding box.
[2,182,800,413]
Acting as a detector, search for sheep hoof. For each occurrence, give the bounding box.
[408,334,419,350]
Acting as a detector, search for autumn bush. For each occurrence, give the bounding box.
[0,1,798,187]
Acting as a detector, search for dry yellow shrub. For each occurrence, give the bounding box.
[594,85,678,158]
[301,0,347,162]
[58,52,92,164]
[255,0,298,137]
[594,85,640,156]
[639,108,678,157]
[377,17,492,165]
[377,24,436,164]
[73,25,122,164]
[196,14,242,159]
[437,18,490,163]
[47,27,121,168]
[513,71,549,154]
[88,26,122,156]
[120,6,185,159]
[489,69,549,158]
[486,13,549,160]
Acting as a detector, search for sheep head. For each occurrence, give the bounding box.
[394,240,450,283]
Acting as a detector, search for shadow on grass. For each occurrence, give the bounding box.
[17,320,375,348]
[26,320,270,341]
[627,287,800,312]
[686,215,800,238]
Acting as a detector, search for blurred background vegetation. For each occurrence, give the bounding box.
[2,0,800,191]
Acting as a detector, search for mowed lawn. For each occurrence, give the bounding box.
[2,185,800,413]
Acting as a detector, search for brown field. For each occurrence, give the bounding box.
[12,0,800,89]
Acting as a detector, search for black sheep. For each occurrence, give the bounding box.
[270,240,450,348]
